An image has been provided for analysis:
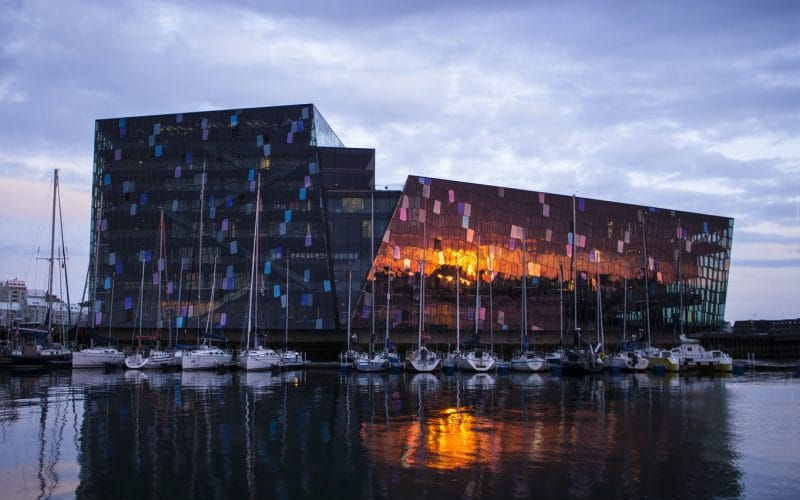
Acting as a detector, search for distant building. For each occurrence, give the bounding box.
[0,279,80,331]
[91,104,733,345]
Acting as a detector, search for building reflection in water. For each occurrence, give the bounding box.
[0,370,754,499]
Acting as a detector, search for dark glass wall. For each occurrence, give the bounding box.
[90,105,387,344]
[356,176,733,346]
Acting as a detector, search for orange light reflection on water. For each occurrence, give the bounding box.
[361,407,504,471]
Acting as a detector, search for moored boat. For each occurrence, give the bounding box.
[607,350,649,372]
[73,346,125,368]
[458,347,497,372]
[181,345,233,370]
[671,335,733,372]
[510,350,549,372]
[406,345,442,373]
[239,346,280,371]
[645,348,681,372]
[353,350,389,372]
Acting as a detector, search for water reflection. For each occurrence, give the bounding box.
[2,370,797,498]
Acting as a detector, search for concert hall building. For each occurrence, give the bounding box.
[90,104,733,346]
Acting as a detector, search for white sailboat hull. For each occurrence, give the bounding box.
[181,347,233,370]
[406,347,441,372]
[353,352,389,372]
[238,348,280,371]
[457,350,497,372]
[72,347,125,368]
[125,350,179,370]
[510,352,549,372]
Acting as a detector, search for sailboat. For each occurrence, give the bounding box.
[277,253,306,369]
[238,172,280,371]
[545,260,566,365]
[607,276,649,372]
[510,229,548,372]
[644,220,682,372]
[182,167,233,371]
[73,188,125,369]
[12,169,74,368]
[405,196,441,373]
[352,271,390,373]
[339,262,357,370]
[458,236,497,373]
[182,253,233,370]
[442,265,462,371]
[381,271,401,370]
[125,211,179,370]
[560,196,603,375]
[405,259,441,373]
[352,343,389,372]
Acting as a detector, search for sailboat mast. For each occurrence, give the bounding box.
[521,230,527,349]
[456,265,460,349]
[418,192,427,349]
[107,275,114,341]
[56,176,72,336]
[572,195,578,339]
[204,252,218,342]
[92,191,103,339]
[677,219,684,342]
[157,210,165,339]
[595,251,601,346]
[371,182,375,345]
[642,212,652,349]
[347,261,352,352]
[559,260,564,346]
[385,272,391,347]
[475,235,481,341]
[197,161,206,344]
[246,174,261,349]
[136,258,145,346]
[285,252,289,350]
[47,169,58,333]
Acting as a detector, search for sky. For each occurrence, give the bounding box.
[0,0,797,324]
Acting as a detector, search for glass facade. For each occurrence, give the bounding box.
[355,176,734,345]
[91,104,733,346]
[90,104,397,343]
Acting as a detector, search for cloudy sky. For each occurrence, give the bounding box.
[0,0,797,323]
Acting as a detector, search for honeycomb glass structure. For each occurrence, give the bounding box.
[91,104,733,348]
[355,176,733,346]
[90,104,395,345]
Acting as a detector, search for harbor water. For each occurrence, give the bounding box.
[1,369,799,499]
